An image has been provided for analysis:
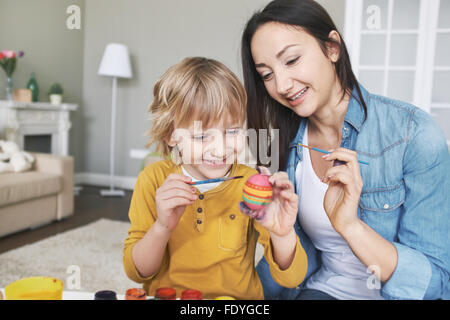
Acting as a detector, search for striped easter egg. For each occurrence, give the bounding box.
[242,174,273,210]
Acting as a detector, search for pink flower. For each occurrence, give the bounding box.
[1,50,16,58]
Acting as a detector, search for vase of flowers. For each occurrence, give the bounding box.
[5,76,13,100]
[0,50,24,100]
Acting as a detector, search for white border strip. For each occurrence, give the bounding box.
[359,65,416,71]
[382,0,394,97]
[361,29,419,35]
[344,0,363,78]
[431,103,450,109]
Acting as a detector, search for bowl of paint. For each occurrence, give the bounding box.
[181,289,203,300]
[125,288,146,300]
[94,290,117,300]
[155,287,176,300]
[5,276,63,300]
[215,295,236,300]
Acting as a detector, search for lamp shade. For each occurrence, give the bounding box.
[98,43,132,78]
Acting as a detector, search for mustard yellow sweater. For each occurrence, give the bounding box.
[123,160,307,300]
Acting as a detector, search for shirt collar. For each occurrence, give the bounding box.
[344,83,368,132]
[288,83,368,163]
[176,161,239,195]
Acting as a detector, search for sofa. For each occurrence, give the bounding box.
[0,152,74,238]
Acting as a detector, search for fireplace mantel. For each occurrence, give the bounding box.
[0,100,78,156]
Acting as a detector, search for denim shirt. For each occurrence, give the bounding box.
[256,84,450,300]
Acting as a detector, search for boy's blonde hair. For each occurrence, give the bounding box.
[147,57,247,157]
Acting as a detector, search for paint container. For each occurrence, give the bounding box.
[180,289,202,300]
[214,296,236,300]
[94,290,117,300]
[155,287,176,300]
[125,288,146,300]
[5,277,63,300]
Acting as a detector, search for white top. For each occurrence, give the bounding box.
[296,124,383,300]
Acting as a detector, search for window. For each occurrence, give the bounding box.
[345,0,450,111]
[345,0,450,145]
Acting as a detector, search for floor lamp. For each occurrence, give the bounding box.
[98,43,132,197]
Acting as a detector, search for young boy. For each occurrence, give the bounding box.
[123,57,307,299]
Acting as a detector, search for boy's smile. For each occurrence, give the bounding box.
[183,152,235,181]
[183,159,232,181]
[202,156,229,168]
[170,118,245,181]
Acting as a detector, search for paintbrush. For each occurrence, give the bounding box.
[188,176,244,185]
[298,143,370,166]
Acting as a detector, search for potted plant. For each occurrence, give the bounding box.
[48,83,63,105]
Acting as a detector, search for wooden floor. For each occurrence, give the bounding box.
[0,185,133,255]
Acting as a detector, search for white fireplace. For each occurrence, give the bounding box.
[0,100,77,156]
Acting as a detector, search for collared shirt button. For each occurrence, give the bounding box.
[197,219,202,224]
[229,214,235,220]
[197,207,203,213]
[384,204,390,209]
[199,194,204,200]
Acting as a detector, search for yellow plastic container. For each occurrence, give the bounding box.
[5,276,64,300]
[214,296,236,300]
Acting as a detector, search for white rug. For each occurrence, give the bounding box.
[0,218,265,296]
[0,219,137,294]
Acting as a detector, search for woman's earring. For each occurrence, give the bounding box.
[171,145,182,165]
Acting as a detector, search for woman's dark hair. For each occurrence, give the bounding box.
[241,0,367,171]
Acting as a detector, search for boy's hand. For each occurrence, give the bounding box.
[155,174,197,232]
[239,167,298,237]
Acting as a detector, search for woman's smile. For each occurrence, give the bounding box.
[287,86,309,107]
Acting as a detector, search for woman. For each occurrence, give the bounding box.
[241,0,449,300]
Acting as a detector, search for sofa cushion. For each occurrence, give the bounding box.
[0,172,62,207]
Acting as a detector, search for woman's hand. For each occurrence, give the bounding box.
[322,148,363,234]
[155,174,197,232]
[240,167,298,237]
